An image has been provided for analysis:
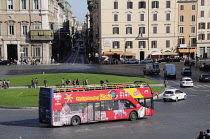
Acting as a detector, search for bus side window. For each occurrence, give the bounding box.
[135,98,145,106]
[120,100,135,109]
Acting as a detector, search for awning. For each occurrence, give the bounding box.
[103,51,123,55]
[123,53,136,56]
[162,52,178,55]
[151,52,162,55]
[178,48,197,53]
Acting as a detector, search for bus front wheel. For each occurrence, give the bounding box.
[129,111,137,121]
[71,116,81,126]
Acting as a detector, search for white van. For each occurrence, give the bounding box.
[164,64,176,78]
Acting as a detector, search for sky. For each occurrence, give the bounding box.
[67,0,89,23]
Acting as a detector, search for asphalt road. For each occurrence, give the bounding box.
[0,62,210,139]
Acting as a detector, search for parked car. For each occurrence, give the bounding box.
[199,74,210,82]
[140,58,154,63]
[163,88,187,102]
[125,59,139,64]
[172,57,182,62]
[181,67,192,75]
[0,60,10,65]
[180,77,193,87]
[157,58,172,63]
[184,60,195,66]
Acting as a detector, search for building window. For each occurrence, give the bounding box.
[9,25,14,35]
[199,23,205,29]
[198,34,205,40]
[166,26,170,33]
[126,27,132,34]
[139,41,146,48]
[192,5,196,10]
[192,15,196,22]
[166,1,170,8]
[151,40,157,48]
[179,38,185,44]
[140,14,144,21]
[201,0,205,6]
[33,0,39,9]
[139,1,146,9]
[208,22,210,29]
[180,15,184,22]
[0,24,1,36]
[139,27,145,34]
[114,1,118,9]
[21,0,26,9]
[22,25,27,35]
[180,27,184,33]
[153,13,157,21]
[35,47,40,57]
[180,5,184,10]
[23,47,28,57]
[127,1,133,9]
[207,34,210,40]
[166,13,170,21]
[126,41,133,48]
[113,41,120,49]
[191,38,196,45]
[201,11,204,17]
[8,0,13,9]
[114,14,118,21]
[191,26,195,33]
[113,27,119,34]
[127,14,131,21]
[152,1,159,8]
[153,26,157,34]
[166,40,170,48]
[34,25,40,29]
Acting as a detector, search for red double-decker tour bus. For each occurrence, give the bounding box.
[39,81,155,126]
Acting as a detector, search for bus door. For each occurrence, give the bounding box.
[145,98,154,116]
[87,102,101,122]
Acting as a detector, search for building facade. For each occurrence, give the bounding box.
[87,0,210,61]
[197,0,210,58]
[0,0,74,64]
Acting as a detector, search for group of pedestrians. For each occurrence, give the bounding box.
[61,78,88,87]
[0,79,10,89]
[31,78,48,88]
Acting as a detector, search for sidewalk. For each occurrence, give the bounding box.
[7,84,164,89]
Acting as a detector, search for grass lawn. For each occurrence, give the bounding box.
[1,73,159,87]
[0,73,163,107]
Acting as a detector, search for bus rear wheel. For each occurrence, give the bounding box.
[129,111,137,121]
[71,116,81,126]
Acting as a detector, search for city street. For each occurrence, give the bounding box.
[0,62,210,138]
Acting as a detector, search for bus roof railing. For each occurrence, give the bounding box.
[53,81,150,93]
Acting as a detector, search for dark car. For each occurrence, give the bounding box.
[157,58,172,63]
[181,68,192,75]
[199,74,210,82]
[184,60,195,66]
[172,57,182,62]
[0,60,10,65]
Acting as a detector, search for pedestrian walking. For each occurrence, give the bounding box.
[35,78,38,88]
[73,79,77,86]
[164,78,168,88]
[66,79,70,86]
[76,79,80,87]
[44,78,48,87]
[0,80,2,90]
[31,78,35,88]
[85,78,88,85]
[61,78,65,87]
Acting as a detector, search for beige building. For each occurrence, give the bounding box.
[197,0,210,58]
[177,0,197,59]
[88,0,180,61]
[0,0,73,64]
